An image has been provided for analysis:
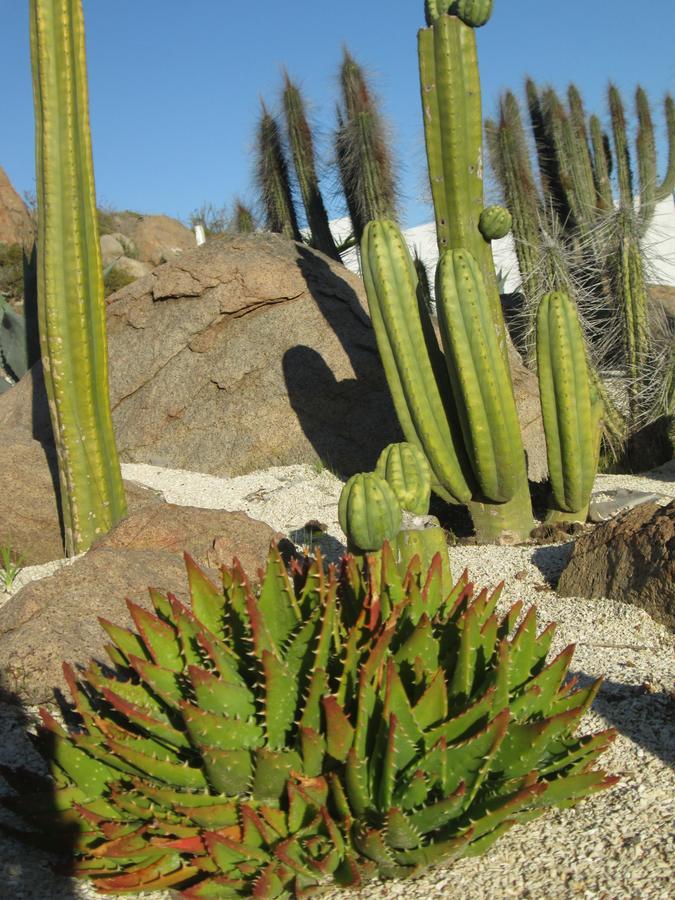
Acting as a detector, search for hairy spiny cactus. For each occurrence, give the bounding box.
[282,72,341,262]
[255,101,301,241]
[3,545,617,896]
[335,48,398,243]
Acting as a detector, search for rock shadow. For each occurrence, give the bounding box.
[572,669,674,767]
[530,542,575,587]
[283,246,401,478]
[0,677,77,898]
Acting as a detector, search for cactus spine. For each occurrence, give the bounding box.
[255,102,301,240]
[282,72,341,261]
[336,48,398,243]
[536,292,601,522]
[29,0,127,555]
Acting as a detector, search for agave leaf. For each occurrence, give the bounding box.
[184,554,226,638]
[182,875,245,898]
[299,726,326,778]
[104,738,208,790]
[252,748,302,805]
[200,747,253,794]
[176,802,239,830]
[91,854,199,892]
[466,784,546,841]
[99,688,190,750]
[353,671,378,760]
[36,711,115,797]
[547,677,602,718]
[441,708,510,798]
[395,613,440,673]
[538,729,616,777]
[412,667,448,730]
[383,659,424,754]
[126,601,183,672]
[385,807,423,850]
[393,829,471,867]
[392,768,429,811]
[127,655,184,708]
[494,708,584,779]
[342,747,370,817]
[439,569,472,621]
[298,667,329,734]
[262,650,297,750]
[376,715,417,811]
[425,689,495,751]
[95,714,189,759]
[498,600,524,639]
[256,546,302,648]
[531,621,557,672]
[188,665,256,719]
[85,661,168,719]
[169,596,210,669]
[407,783,467,834]
[353,825,397,869]
[462,819,515,857]
[534,770,620,809]
[449,602,480,701]
[182,702,264,751]
[508,606,538,688]
[509,645,575,719]
[323,695,355,762]
[98,618,149,666]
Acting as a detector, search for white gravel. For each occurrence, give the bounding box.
[1,463,673,900]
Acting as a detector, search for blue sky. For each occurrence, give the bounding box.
[2,1,674,230]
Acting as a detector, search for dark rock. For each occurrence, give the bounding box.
[557,500,675,631]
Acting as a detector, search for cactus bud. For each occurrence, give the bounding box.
[479,205,512,241]
[376,442,432,515]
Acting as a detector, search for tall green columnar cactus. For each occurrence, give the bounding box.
[361,220,475,507]
[435,248,534,540]
[282,73,341,262]
[336,48,398,243]
[536,292,601,523]
[255,102,301,240]
[230,199,256,234]
[418,9,507,357]
[30,0,126,556]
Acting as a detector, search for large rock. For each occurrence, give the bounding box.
[0,429,165,565]
[0,504,280,705]
[106,212,195,266]
[0,232,546,482]
[0,166,33,247]
[557,500,675,631]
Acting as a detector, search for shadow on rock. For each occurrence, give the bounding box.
[284,247,401,478]
[574,669,674,767]
[530,542,575,587]
[0,678,78,899]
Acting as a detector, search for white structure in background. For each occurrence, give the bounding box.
[337,196,675,292]
[194,224,206,246]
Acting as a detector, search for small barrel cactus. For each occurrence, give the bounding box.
[376,441,432,515]
[338,471,402,551]
[479,204,513,241]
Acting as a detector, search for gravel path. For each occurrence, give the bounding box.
[1,463,673,899]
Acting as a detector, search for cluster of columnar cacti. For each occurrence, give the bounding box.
[486,78,675,433]
[29,0,127,555]
[359,3,607,541]
[3,545,617,895]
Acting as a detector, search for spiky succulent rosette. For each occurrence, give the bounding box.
[2,545,617,897]
[330,545,619,876]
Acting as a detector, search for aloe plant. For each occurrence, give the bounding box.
[30,0,127,555]
[2,545,617,895]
